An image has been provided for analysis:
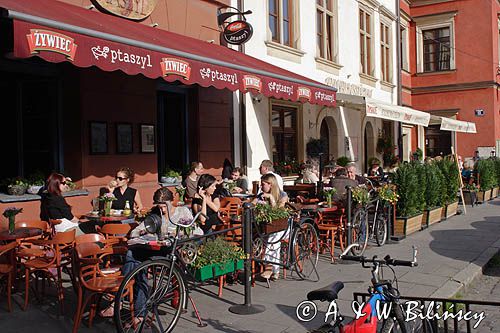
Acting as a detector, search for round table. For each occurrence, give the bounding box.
[0,227,43,242]
[84,214,131,222]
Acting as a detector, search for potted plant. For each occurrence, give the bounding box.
[99,192,117,216]
[476,159,495,202]
[3,207,22,235]
[392,162,423,238]
[462,183,479,206]
[161,168,181,184]
[191,237,245,281]
[436,158,460,219]
[322,187,337,207]
[26,171,45,194]
[351,187,370,207]
[254,203,291,234]
[6,177,28,196]
[422,163,444,228]
[336,156,351,167]
[494,158,500,198]
[175,185,186,205]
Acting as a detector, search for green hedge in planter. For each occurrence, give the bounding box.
[424,163,444,208]
[495,158,500,186]
[476,159,496,190]
[191,237,245,272]
[392,163,420,217]
[413,162,426,212]
[436,158,460,204]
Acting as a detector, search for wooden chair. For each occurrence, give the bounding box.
[218,197,243,245]
[0,242,18,312]
[97,223,133,256]
[72,242,134,333]
[23,229,76,313]
[75,233,121,276]
[16,220,51,259]
[317,207,345,263]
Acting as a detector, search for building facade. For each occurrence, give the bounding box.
[236,0,405,182]
[401,0,500,159]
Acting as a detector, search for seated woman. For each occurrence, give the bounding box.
[40,172,83,234]
[252,173,289,281]
[107,167,143,213]
[102,187,200,319]
[191,174,222,234]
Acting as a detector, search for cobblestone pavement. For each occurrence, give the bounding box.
[461,256,500,332]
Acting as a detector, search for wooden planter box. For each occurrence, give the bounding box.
[477,189,492,203]
[260,218,289,234]
[491,187,498,199]
[441,201,459,220]
[422,207,442,229]
[462,190,477,206]
[395,213,423,238]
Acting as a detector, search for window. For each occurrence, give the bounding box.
[359,8,373,75]
[423,27,451,72]
[316,0,337,62]
[268,0,295,47]
[400,24,409,71]
[271,104,297,163]
[497,18,500,64]
[380,22,391,82]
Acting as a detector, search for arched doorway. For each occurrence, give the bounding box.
[319,116,339,161]
[364,122,375,173]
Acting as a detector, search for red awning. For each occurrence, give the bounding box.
[1,0,336,106]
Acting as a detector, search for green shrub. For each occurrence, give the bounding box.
[412,162,426,212]
[436,158,459,204]
[306,137,328,158]
[191,237,245,269]
[424,163,443,208]
[336,156,351,167]
[392,163,420,217]
[475,159,495,190]
[495,158,500,186]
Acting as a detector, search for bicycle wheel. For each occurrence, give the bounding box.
[115,259,187,333]
[293,222,319,281]
[351,209,368,256]
[375,212,388,246]
[380,304,433,333]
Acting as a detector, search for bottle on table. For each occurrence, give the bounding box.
[123,200,132,216]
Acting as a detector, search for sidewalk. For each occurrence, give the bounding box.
[1,198,499,332]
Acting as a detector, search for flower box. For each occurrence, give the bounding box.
[492,187,499,199]
[422,207,442,229]
[477,189,492,203]
[213,260,235,277]
[194,264,214,282]
[395,213,423,238]
[260,218,289,234]
[235,259,244,271]
[441,201,459,220]
[462,190,477,206]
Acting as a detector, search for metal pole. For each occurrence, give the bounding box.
[346,186,352,246]
[229,202,265,315]
[318,152,324,196]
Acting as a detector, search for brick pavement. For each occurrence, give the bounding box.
[0,198,499,332]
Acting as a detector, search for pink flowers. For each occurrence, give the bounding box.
[99,193,117,202]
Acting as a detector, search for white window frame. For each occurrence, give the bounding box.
[267,0,300,49]
[415,13,456,73]
[379,18,392,83]
[316,0,338,63]
[400,16,410,71]
[359,3,375,77]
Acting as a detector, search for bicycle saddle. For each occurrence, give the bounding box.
[307,281,344,302]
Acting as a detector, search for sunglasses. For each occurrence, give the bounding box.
[116,176,128,181]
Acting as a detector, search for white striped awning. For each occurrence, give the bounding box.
[439,117,477,133]
[365,98,431,127]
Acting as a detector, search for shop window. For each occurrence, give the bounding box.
[268,0,297,48]
[380,21,392,82]
[359,7,374,76]
[271,104,298,163]
[316,0,338,62]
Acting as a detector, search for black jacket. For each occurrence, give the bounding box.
[40,192,74,221]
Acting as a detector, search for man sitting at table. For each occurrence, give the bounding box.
[329,168,358,205]
[259,159,283,191]
[346,163,367,186]
[230,167,249,193]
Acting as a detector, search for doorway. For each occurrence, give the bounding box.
[425,125,451,157]
[158,90,189,175]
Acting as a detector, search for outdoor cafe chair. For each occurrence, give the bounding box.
[22,229,76,313]
[72,242,134,333]
[75,233,122,277]
[0,242,18,312]
[316,207,345,263]
[15,220,50,259]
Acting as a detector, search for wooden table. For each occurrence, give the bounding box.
[0,227,42,242]
[84,214,131,223]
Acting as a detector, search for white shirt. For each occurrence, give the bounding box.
[269,171,284,191]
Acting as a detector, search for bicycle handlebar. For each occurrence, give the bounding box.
[339,246,418,267]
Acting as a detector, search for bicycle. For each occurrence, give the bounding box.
[351,179,389,256]
[114,211,207,333]
[305,244,433,333]
[252,203,320,282]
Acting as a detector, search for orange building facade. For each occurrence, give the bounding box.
[400,0,500,159]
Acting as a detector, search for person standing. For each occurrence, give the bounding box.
[107,167,143,213]
[259,159,284,191]
[184,161,204,199]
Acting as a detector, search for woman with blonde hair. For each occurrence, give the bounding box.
[253,173,288,282]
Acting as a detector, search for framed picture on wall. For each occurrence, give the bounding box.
[140,124,155,153]
[116,123,133,154]
[89,121,108,154]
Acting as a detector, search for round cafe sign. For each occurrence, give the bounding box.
[92,0,159,21]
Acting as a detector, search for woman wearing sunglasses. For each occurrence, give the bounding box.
[40,172,83,234]
[107,167,143,213]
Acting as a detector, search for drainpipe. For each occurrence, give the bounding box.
[237,0,247,170]
[395,0,403,161]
